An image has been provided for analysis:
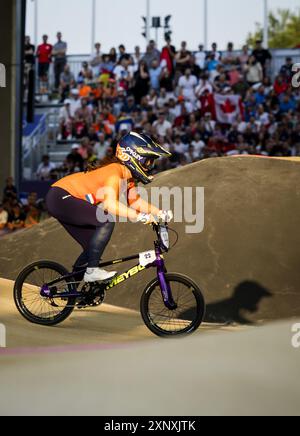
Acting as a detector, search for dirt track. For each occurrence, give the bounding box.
[1,157,300,324]
[1,156,300,415]
[0,279,240,348]
[0,314,299,416]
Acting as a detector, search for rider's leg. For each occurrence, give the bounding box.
[46,188,117,281]
[61,222,115,268]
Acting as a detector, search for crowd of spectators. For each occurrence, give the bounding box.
[25,34,300,181]
[0,177,47,237]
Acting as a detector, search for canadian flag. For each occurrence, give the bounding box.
[214,94,244,124]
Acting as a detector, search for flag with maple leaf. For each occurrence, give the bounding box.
[214,94,244,124]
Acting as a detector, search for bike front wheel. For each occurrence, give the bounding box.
[140,273,205,337]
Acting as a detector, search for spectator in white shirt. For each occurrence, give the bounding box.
[69,89,82,117]
[185,145,199,163]
[178,69,198,103]
[203,112,216,132]
[114,57,134,83]
[173,135,188,154]
[192,133,206,156]
[59,99,72,123]
[153,112,172,137]
[90,42,102,77]
[195,45,206,70]
[257,105,270,126]
[36,155,56,181]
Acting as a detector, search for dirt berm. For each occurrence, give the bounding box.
[1,157,300,324]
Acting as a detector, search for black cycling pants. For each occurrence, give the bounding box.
[46,187,115,270]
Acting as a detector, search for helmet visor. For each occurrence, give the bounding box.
[141,158,156,172]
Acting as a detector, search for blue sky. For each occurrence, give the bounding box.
[26,0,300,53]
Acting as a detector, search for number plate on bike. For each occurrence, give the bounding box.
[139,251,156,267]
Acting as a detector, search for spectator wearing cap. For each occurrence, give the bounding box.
[59,64,75,102]
[53,32,68,90]
[36,155,56,181]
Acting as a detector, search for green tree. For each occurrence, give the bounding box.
[247,9,300,49]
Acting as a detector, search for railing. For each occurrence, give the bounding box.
[22,113,49,180]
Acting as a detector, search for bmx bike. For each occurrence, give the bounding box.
[14,223,206,337]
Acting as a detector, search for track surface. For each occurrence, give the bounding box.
[1,157,300,415]
[0,313,299,416]
[1,157,300,323]
[0,279,238,349]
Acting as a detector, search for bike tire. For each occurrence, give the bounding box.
[14,261,76,326]
[140,273,206,338]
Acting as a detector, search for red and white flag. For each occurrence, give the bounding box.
[214,94,244,124]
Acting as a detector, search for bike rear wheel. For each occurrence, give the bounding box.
[14,261,76,326]
[140,273,205,337]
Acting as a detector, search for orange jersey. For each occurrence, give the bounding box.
[52,163,135,205]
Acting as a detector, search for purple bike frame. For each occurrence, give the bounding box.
[155,245,177,310]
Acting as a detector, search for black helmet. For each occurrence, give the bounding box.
[116,132,171,184]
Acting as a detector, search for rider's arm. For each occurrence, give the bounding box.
[102,175,139,221]
[127,186,160,216]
